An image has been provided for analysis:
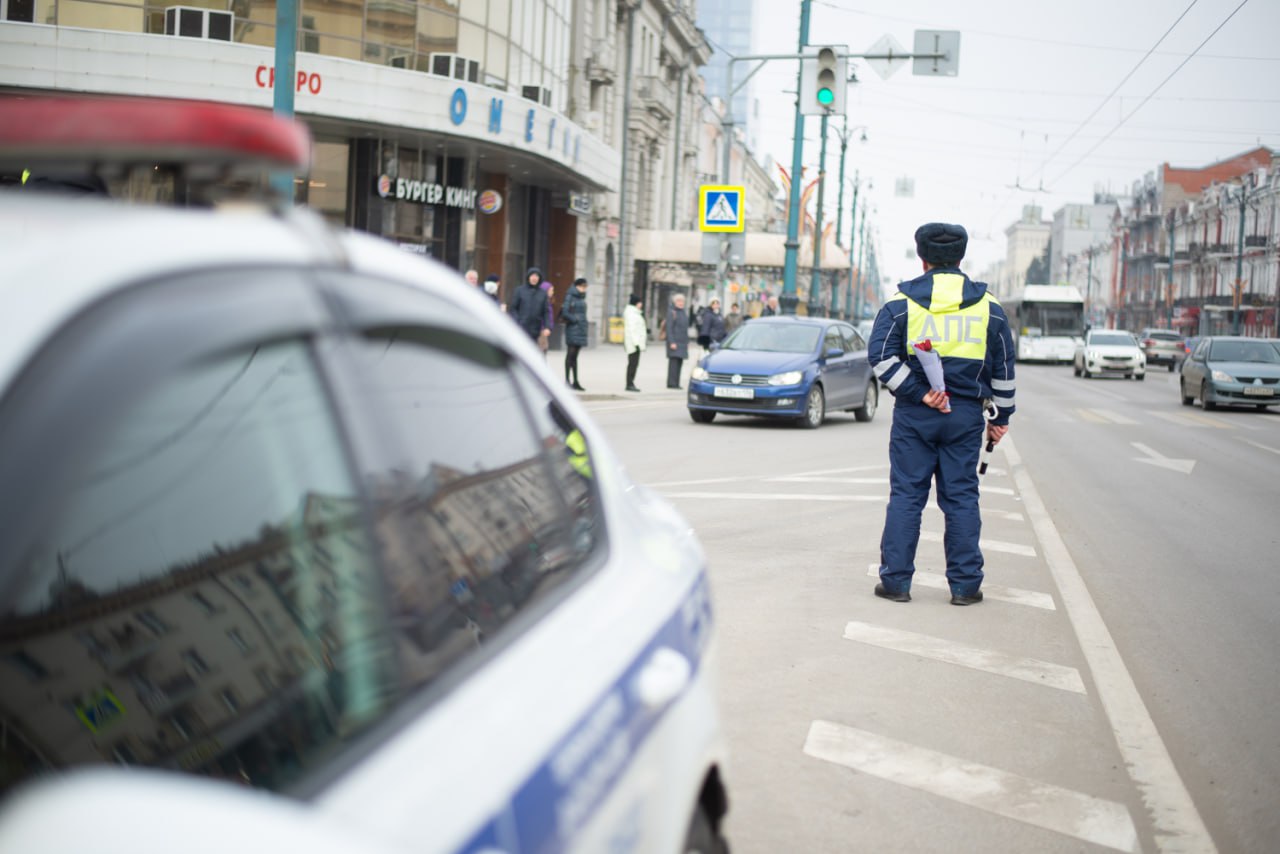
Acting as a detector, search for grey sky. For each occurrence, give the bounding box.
[741,0,1280,291]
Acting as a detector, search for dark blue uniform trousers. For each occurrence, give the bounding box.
[879,396,986,597]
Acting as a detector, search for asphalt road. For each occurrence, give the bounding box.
[572,346,1279,853]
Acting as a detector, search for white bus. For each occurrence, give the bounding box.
[1001,284,1085,363]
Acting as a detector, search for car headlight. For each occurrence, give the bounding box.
[1086,349,1098,361]
[768,370,804,386]
[691,366,708,381]
[1211,369,1235,383]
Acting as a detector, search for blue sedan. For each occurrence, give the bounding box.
[687,316,878,428]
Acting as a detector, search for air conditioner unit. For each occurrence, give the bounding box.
[164,6,232,41]
[428,53,479,83]
[387,52,412,69]
[521,85,552,107]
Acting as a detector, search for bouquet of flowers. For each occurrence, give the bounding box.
[912,339,950,413]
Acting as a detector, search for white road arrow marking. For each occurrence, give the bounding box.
[1130,442,1196,474]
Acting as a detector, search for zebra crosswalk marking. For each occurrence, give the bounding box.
[803,721,1138,852]
[843,621,1085,694]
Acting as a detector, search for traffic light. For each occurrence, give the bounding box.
[800,46,847,116]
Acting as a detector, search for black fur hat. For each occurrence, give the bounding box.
[915,222,968,265]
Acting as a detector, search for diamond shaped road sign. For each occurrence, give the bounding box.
[863,33,908,81]
[699,184,745,233]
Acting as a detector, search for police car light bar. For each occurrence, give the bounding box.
[0,95,311,172]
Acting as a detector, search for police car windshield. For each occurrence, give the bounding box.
[1090,332,1137,347]
[725,323,821,353]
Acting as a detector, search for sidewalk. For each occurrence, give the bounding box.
[550,341,701,402]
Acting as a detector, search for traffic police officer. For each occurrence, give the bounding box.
[867,223,1016,605]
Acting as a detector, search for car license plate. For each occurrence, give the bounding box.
[713,386,754,399]
[1243,386,1274,397]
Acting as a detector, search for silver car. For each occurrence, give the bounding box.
[1179,336,1280,410]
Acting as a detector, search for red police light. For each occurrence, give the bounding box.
[0,95,311,172]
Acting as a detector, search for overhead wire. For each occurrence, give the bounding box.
[1048,0,1253,186]
[1028,0,1201,186]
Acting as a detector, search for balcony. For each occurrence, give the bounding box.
[585,39,615,85]
[136,672,198,716]
[635,75,675,122]
[1245,234,1268,248]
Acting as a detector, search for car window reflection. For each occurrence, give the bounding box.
[1,341,399,795]
[344,328,599,691]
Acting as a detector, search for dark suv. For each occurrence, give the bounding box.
[1137,328,1185,371]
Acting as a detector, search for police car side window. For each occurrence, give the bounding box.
[340,326,593,694]
[507,362,604,568]
[825,327,844,353]
[841,325,863,351]
[0,339,401,798]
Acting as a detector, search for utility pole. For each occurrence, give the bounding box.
[1166,211,1176,329]
[269,0,297,201]
[808,112,829,317]
[846,173,859,321]
[1232,177,1252,335]
[853,204,867,320]
[781,0,813,315]
[1085,246,1094,329]
[835,117,848,246]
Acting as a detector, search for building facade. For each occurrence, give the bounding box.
[998,203,1051,299]
[1107,148,1277,336]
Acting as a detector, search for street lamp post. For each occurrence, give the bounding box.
[1230,175,1255,336]
[807,111,830,317]
[781,0,813,315]
[1166,210,1176,329]
[845,173,859,321]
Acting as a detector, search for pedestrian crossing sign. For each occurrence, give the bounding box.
[699,185,746,233]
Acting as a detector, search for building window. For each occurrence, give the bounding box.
[6,649,49,680]
[220,688,239,714]
[227,628,250,653]
[135,609,168,635]
[3,0,34,22]
[181,648,210,676]
[111,740,138,765]
[189,591,217,615]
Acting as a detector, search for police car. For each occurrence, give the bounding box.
[0,96,729,854]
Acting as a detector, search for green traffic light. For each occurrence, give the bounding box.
[817,88,834,106]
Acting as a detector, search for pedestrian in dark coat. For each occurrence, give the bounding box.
[510,267,551,346]
[562,277,589,390]
[665,292,690,389]
[699,298,728,348]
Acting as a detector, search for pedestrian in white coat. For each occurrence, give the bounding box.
[623,293,647,392]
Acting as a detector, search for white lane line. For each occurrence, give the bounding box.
[1003,435,1216,852]
[648,475,760,488]
[803,721,1139,853]
[662,492,885,503]
[1074,408,1109,424]
[769,476,889,485]
[979,484,1017,496]
[843,621,1085,694]
[1239,437,1280,455]
[864,565,1055,610]
[918,530,1037,558]
[981,508,1026,522]
[1148,410,1231,430]
[1080,408,1140,425]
